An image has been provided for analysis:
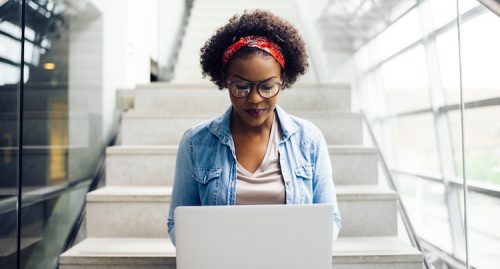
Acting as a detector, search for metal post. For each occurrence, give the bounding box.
[417,0,466,258]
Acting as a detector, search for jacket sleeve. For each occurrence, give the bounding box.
[312,130,342,240]
[167,130,200,246]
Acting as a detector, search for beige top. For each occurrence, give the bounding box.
[235,113,286,205]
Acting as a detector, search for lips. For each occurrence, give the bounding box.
[245,108,267,117]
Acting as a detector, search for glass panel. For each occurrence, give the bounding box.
[435,26,460,105]
[396,174,453,252]
[429,0,457,30]
[381,45,432,114]
[0,34,22,63]
[385,114,441,173]
[450,107,500,185]
[20,183,89,268]
[438,8,499,105]
[459,3,500,268]
[463,191,500,268]
[377,8,422,60]
[429,0,479,30]
[354,38,381,74]
[0,0,21,268]
[19,1,108,268]
[461,10,500,104]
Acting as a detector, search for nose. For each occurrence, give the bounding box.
[246,84,263,103]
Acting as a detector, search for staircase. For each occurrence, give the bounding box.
[59,0,424,268]
[59,81,423,268]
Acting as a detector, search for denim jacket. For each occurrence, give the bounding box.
[167,105,341,245]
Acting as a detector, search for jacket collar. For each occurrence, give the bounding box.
[208,105,300,145]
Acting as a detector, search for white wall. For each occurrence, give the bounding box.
[84,0,129,140]
[126,0,159,85]
[158,0,186,80]
[71,0,184,140]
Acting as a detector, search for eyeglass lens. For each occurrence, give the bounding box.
[229,81,280,98]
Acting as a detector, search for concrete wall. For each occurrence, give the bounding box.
[68,0,185,141]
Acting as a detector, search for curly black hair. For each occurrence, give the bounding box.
[200,9,309,90]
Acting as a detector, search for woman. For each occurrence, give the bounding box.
[168,9,341,245]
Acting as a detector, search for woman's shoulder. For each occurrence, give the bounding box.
[280,111,324,143]
[180,117,222,145]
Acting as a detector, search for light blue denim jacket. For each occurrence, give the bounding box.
[167,105,341,245]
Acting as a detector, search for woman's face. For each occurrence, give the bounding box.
[225,53,282,129]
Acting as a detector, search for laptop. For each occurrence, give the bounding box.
[174,204,333,269]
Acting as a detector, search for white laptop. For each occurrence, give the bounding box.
[174,204,333,269]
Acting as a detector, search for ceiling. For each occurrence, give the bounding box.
[317,0,416,52]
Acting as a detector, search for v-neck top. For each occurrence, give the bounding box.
[235,113,286,205]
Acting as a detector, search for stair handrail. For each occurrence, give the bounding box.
[360,110,430,269]
[163,0,194,81]
[477,0,500,16]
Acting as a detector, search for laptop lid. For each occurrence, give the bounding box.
[175,204,333,269]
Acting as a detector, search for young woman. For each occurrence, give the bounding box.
[168,9,341,245]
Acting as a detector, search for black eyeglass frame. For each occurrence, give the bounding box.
[225,78,284,99]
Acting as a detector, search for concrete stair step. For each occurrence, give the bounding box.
[336,185,398,237]
[121,112,363,146]
[85,186,171,238]
[59,237,423,269]
[105,145,178,187]
[105,145,377,187]
[133,83,351,113]
[331,145,379,185]
[85,185,396,238]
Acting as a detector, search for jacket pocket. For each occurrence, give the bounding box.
[294,164,313,180]
[192,167,222,184]
[192,167,222,205]
[294,164,314,203]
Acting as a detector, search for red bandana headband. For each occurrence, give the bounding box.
[223,35,285,68]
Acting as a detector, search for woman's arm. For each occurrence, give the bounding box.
[167,130,200,246]
[312,131,342,239]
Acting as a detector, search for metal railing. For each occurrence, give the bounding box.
[163,0,194,81]
[477,0,500,16]
[362,111,498,268]
[361,111,430,269]
[392,168,500,199]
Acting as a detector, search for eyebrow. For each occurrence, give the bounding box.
[232,74,278,82]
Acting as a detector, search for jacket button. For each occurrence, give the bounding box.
[286,181,290,186]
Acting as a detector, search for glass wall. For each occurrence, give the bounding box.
[1,0,109,268]
[0,0,21,267]
[353,0,499,267]
[1,0,187,267]
[458,1,500,267]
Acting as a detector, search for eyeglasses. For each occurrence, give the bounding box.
[226,79,282,99]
